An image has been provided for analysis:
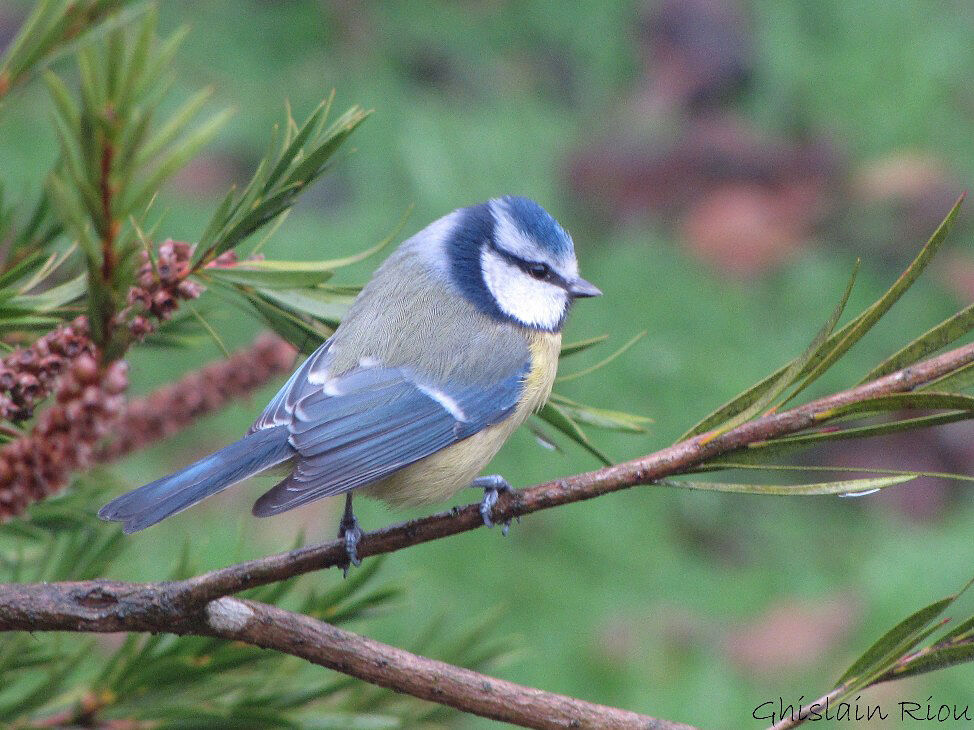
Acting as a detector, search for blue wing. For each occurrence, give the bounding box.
[250,339,332,432]
[251,355,528,516]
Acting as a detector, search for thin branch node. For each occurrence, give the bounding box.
[206,596,255,632]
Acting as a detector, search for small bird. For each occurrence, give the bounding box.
[99,197,601,566]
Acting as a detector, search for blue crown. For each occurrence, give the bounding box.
[498,196,573,257]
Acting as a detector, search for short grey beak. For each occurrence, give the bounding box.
[569,277,602,298]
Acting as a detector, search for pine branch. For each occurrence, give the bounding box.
[0,0,136,105]
[0,241,202,519]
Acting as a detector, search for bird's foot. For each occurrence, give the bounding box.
[472,475,517,535]
[338,494,363,578]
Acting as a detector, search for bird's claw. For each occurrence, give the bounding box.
[338,515,363,577]
[338,494,363,577]
[474,475,516,534]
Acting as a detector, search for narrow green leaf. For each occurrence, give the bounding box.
[186,304,230,358]
[256,287,354,326]
[134,86,214,168]
[10,273,86,312]
[136,25,189,99]
[121,108,232,215]
[18,243,76,294]
[818,392,974,420]
[210,182,297,255]
[705,260,860,441]
[50,111,101,222]
[248,208,291,258]
[206,263,335,288]
[45,172,98,268]
[937,615,974,645]
[548,393,652,432]
[680,366,783,441]
[264,99,328,191]
[115,5,156,112]
[837,596,958,685]
[0,315,63,336]
[739,411,974,453]
[0,250,51,289]
[659,474,912,496]
[105,23,124,98]
[116,105,154,172]
[889,644,974,681]
[680,260,860,441]
[76,43,104,115]
[223,157,269,232]
[526,420,561,452]
[308,227,403,271]
[784,194,964,405]
[284,106,369,187]
[862,301,974,383]
[7,4,147,95]
[535,403,611,465]
[560,333,609,358]
[0,0,57,82]
[196,185,236,253]
[245,291,331,350]
[694,461,974,485]
[919,360,974,394]
[42,70,79,131]
[556,331,646,382]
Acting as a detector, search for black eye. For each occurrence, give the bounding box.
[527,262,551,280]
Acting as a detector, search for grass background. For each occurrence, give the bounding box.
[4,1,974,727]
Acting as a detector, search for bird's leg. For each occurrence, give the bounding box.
[337,493,363,577]
[472,475,516,535]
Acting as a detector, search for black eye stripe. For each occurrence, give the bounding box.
[488,243,570,289]
[528,262,551,279]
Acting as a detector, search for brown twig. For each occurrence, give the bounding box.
[99,141,117,281]
[3,340,974,726]
[158,338,974,602]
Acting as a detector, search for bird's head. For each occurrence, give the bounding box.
[443,196,601,332]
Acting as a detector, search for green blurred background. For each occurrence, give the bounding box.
[4,1,974,727]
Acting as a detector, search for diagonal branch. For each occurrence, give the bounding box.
[0,585,693,730]
[173,337,974,602]
[3,338,974,728]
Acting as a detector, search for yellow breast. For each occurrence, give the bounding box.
[362,329,561,508]
[517,329,562,416]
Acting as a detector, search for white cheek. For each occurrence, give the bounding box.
[481,249,568,329]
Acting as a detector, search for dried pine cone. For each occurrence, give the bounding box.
[0,317,93,422]
[126,239,203,339]
[0,355,128,519]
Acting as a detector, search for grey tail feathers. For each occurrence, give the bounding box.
[98,426,293,534]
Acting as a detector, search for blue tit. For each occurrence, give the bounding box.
[99,196,601,566]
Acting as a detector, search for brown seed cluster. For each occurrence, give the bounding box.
[97,334,297,463]
[0,317,93,422]
[126,240,203,339]
[0,355,128,518]
[0,239,210,519]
